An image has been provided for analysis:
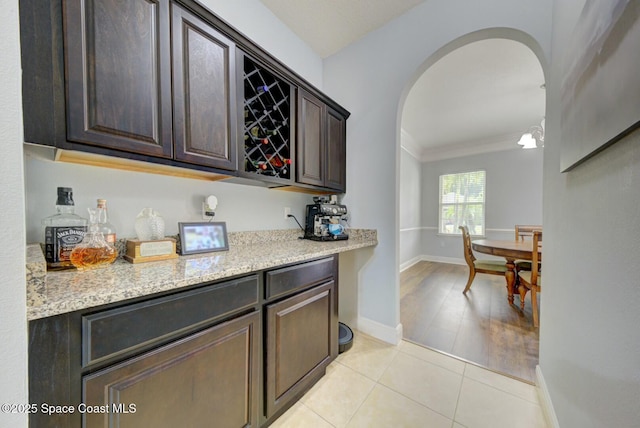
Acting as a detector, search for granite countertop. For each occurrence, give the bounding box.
[26,229,377,321]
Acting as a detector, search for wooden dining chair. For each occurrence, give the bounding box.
[514,225,542,273]
[518,230,542,327]
[459,225,507,294]
[515,225,542,241]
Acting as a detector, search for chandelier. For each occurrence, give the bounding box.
[517,118,545,149]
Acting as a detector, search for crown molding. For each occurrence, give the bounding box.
[419,132,524,162]
[400,128,423,160]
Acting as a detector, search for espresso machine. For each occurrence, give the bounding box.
[303,196,349,241]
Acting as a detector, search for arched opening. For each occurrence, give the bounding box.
[397,29,547,382]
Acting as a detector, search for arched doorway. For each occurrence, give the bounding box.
[397,29,547,382]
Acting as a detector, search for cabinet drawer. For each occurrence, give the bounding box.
[82,275,259,367]
[265,256,335,300]
[83,311,260,428]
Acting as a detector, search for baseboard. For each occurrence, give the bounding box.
[422,255,466,265]
[399,256,423,272]
[356,317,403,345]
[400,254,466,271]
[536,365,560,428]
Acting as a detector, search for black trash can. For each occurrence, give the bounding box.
[338,322,354,353]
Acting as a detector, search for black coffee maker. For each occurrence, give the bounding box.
[303,197,349,241]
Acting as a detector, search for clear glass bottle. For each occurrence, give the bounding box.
[70,208,118,270]
[42,187,88,270]
[96,199,116,244]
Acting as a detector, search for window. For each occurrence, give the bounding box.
[439,170,485,236]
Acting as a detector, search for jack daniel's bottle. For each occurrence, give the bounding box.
[42,187,88,270]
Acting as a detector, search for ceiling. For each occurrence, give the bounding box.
[259,0,546,160]
[260,0,425,58]
[401,39,545,161]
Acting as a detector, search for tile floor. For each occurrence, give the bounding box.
[272,332,548,428]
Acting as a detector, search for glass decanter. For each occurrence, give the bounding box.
[70,207,118,270]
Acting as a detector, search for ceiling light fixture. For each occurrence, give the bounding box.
[517,117,545,149]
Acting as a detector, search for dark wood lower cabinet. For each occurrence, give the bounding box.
[28,257,339,428]
[82,311,259,428]
[265,280,338,419]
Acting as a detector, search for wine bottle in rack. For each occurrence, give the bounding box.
[248,98,278,115]
[247,127,274,145]
[247,136,269,145]
[249,126,277,137]
[246,159,267,172]
[243,56,291,179]
[245,134,268,145]
[266,155,292,168]
[256,161,268,171]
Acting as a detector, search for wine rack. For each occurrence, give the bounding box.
[242,56,292,180]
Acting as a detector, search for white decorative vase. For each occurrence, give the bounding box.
[135,208,165,241]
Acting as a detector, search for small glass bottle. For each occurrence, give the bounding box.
[70,208,118,270]
[42,187,88,270]
[96,199,116,245]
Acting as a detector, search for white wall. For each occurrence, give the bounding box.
[0,1,28,426]
[323,0,552,341]
[399,146,423,269]
[421,147,543,261]
[24,149,312,243]
[540,0,640,426]
[199,0,322,88]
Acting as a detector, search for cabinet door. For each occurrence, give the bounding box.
[297,90,325,187]
[265,281,337,418]
[82,311,260,428]
[325,106,347,191]
[172,5,237,170]
[64,0,173,158]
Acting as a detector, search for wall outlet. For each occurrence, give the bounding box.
[284,207,291,219]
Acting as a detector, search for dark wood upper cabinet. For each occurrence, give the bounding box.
[297,90,347,192]
[172,4,237,170]
[297,90,325,187]
[64,0,173,158]
[21,0,349,190]
[325,106,347,191]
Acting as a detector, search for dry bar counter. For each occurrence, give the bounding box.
[26,229,376,428]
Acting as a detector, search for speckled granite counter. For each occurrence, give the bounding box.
[26,229,377,320]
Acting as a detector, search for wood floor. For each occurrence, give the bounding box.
[400,261,539,383]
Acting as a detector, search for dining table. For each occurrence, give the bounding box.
[471,239,542,305]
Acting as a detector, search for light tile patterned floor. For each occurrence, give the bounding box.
[272,332,548,428]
